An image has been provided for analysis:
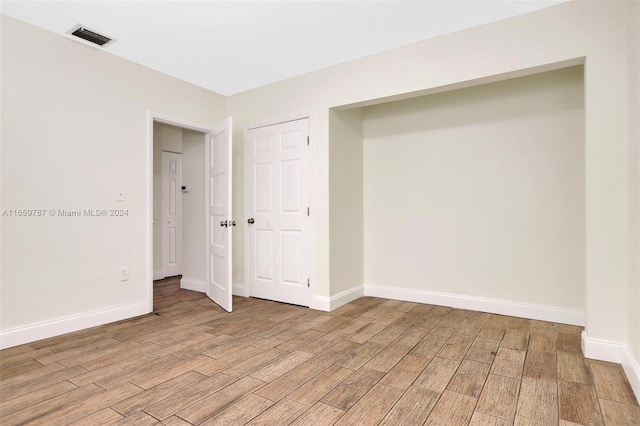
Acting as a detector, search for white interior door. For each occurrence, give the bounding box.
[206,117,233,312]
[245,118,310,307]
[162,151,182,277]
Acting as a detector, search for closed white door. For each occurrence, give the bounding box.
[206,117,233,312]
[162,151,182,277]
[245,118,310,306]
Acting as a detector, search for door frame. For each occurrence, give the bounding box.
[147,111,214,312]
[243,112,315,305]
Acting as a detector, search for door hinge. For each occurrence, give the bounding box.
[307,207,310,216]
[307,136,309,146]
[307,278,310,288]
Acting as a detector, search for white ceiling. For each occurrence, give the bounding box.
[1,1,566,96]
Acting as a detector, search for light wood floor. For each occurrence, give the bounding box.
[1,277,638,425]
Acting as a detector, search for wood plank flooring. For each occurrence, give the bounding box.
[1,276,638,425]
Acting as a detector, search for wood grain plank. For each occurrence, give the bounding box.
[514,416,550,425]
[0,364,87,402]
[379,354,431,390]
[194,345,264,376]
[254,362,324,402]
[321,368,384,410]
[289,402,345,426]
[598,398,640,425]
[363,344,411,373]
[201,394,273,426]
[516,376,558,424]
[590,362,638,405]
[178,376,266,425]
[465,337,500,364]
[132,354,211,390]
[528,330,556,353]
[276,329,325,352]
[424,390,477,426]
[454,318,484,338]
[112,371,206,417]
[159,416,192,426]
[288,365,354,405]
[558,379,604,425]
[557,351,592,384]
[70,408,124,425]
[379,386,439,426]
[437,335,474,361]
[413,356,460,393]
[344,323,386,344]
[476,374,520,421]
[27,383,142,425]
[392,326,430,347]
[246,398,310,426]
[224,348,288,378]
[69,353,158,388]
[369,325,411,345]
[446,359,491,398]
[144,373,237,421]
[110,410,159,425]
[333,384,403,426]
[490,348,526,379]
[0,379,77,415]
[556,332,582,354]
[308,340,359,367]
[334,341,384,370]
[500,329,529,351]
[299,331,348,355]
[469,412,512,426]
[0,384,104,426]
[250,351,313,382]
[409,332,449,359]
[523,350,556,381]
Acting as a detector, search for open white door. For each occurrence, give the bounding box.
[205,117,233,312]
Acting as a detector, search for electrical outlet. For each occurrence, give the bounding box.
[119,267,129,282]
[116,187,126,201]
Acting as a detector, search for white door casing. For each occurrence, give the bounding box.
[245,118,310,307]
[206,117,233,312]
[162,151,182,278]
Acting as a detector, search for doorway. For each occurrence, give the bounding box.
[148,113,233,313]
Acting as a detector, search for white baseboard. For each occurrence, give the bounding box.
[622,345,640,405]
[363,284,585,326]
[232,283,245,296]
[180,278,205,293]
[581,331,622,362]
[0,302,149,350]
[311,285,364,312]
[153,270,165,281]
[582,331,640,404]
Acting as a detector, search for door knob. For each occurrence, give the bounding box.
[220,220,228,227]
[247,218,255,224]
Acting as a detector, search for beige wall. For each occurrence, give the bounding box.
[152,122,183,277]
[362,66,584,309]
[228,1,634,346]
[0,15,226,334]
[329,108,364,296]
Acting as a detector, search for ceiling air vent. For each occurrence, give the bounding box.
[67,24,114,47]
